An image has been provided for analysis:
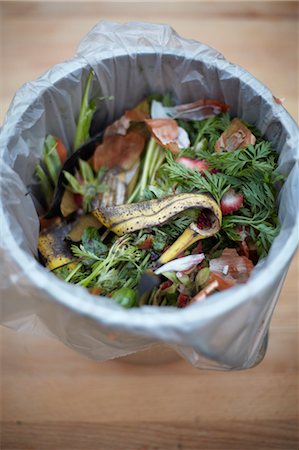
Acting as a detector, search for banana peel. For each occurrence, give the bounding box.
[38,221,77,271]
[92,193,222,262]
[159,222,217,264]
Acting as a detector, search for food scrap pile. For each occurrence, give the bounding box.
[35,71,282,308]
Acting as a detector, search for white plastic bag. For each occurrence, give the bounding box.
[0,21,298,369]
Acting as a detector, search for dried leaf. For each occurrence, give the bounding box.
[104,99,150,137]
[67,214,102,242]
[209,248,254,283]
[144,118,180,154]
[215,118,256,152]
[151,98,229,121]
[60,190,78,217]
[93,131,145,171]
[175,99,229,119]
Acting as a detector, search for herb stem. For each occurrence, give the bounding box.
[139,137,157,196]
[44,135,61,185]
[74,70,95,150]
[225,212,270,226]
[78,238,124,287]
[65,262,83,283]
[79,259,104,287]
[35,164,54,206]
[127,183,141,204]
[127,137,159,203]
[193,120,211,148]
[150,147,165,184]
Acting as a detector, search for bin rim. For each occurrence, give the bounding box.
[1,44,298,334]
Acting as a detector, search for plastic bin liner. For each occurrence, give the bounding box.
[0,21,298,369]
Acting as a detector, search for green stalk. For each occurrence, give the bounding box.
[79,259,105,287]
[148,142,160,178]
[127,183,141,204]
[127,137,156,203]
[150,147,165,184]
[44,135,61,185]
[35,164,54,206]
[127,141,165,203]
[74,70,95,150]
[64,262,83,283]
[139,137,157,196]
[79,238,119,287]
[193,120,211,148]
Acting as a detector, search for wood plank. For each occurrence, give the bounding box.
[1,4,298,123]
[2,1,298,20]
[0,2,298,449]
[2,421,298,450]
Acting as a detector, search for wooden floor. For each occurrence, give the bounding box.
[1,2,298,449]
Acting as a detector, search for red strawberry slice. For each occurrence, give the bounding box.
[220,189,243,215]
[176,156,209,172]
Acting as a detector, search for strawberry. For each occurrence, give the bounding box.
[220,189,243,215]
[176,156,209,172]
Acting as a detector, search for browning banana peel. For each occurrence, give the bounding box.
[92,192,222,237]
[38,221,77,270]
[159,221,219,264]
[158,226,203,264]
